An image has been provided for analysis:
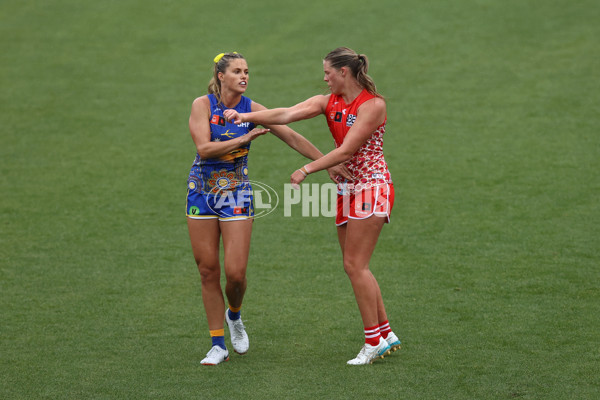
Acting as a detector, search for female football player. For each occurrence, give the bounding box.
[224,47,401,365]
[187,52,349,365]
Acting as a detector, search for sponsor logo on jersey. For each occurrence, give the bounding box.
[211,115,226,126]
[189,206,200,215]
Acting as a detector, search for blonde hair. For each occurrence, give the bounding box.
[207,52,245,104]
[324,47,381,97]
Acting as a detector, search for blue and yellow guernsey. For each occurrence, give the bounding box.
[188,94,256,196]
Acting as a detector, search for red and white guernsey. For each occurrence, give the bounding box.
[325,89,392,193]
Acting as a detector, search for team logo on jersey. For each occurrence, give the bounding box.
[221,130,237,138]
[211,115,226,126]
[346,114,356,127]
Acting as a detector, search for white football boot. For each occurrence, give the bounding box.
[200,346,229,365]
[385,331,402,352]
[347,337,391,365]
[225,311,249,354]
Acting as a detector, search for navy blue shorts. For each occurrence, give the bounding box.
[186,181,254,221]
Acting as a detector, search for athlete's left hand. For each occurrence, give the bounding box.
[290,169,306,189]
[238,127,270,145]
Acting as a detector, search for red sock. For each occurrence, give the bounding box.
[379,320,391,339]
[364,325,381,346]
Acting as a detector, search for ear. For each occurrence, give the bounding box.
[340,66,348,77]
[218,71,224,82]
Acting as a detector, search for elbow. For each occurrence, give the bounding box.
[339,150,354,163]
[196,146,211,159]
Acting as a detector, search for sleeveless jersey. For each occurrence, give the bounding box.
[325,89,391,193]
[188,94,256,195]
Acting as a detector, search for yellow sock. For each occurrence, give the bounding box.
[210,329,224,337]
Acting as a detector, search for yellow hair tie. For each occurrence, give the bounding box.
[214,53,225,63]
[213,52,238,63]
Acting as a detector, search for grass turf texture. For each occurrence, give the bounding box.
[1,0,599,398]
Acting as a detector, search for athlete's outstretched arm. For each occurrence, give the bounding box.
[250,101,352,182]
[189,96,269,159]
[290,97,387,185]
[224,95,328,126]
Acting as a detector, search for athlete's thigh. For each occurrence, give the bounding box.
[187,218,221,268]
[343,215,386,267]
[219,219,253,271]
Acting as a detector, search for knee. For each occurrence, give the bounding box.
[343,259,357,277]
[225,268,247,287]
[343,259,366,280]
[197,260,220,283]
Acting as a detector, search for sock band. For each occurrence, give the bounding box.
[210,329,225,337]
[364,324,381,346]
[228,305,241,321]
[379,320,391,339]
[210,329,226,350]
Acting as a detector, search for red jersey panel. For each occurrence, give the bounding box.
[325,89,391,192]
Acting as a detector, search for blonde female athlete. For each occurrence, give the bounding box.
[224,47,401,365]
[187,52,349,365]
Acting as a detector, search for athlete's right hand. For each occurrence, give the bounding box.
[224,109,244,124]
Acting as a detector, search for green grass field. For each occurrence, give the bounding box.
[2,0,599,398]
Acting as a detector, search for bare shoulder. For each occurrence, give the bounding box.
[362,96,386,111]
[251,100,267,112]
[358,96,386,116]
[190,96,211,119]
[192,95,210,108]
[310,94,331,107]
[354,96,386,127]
